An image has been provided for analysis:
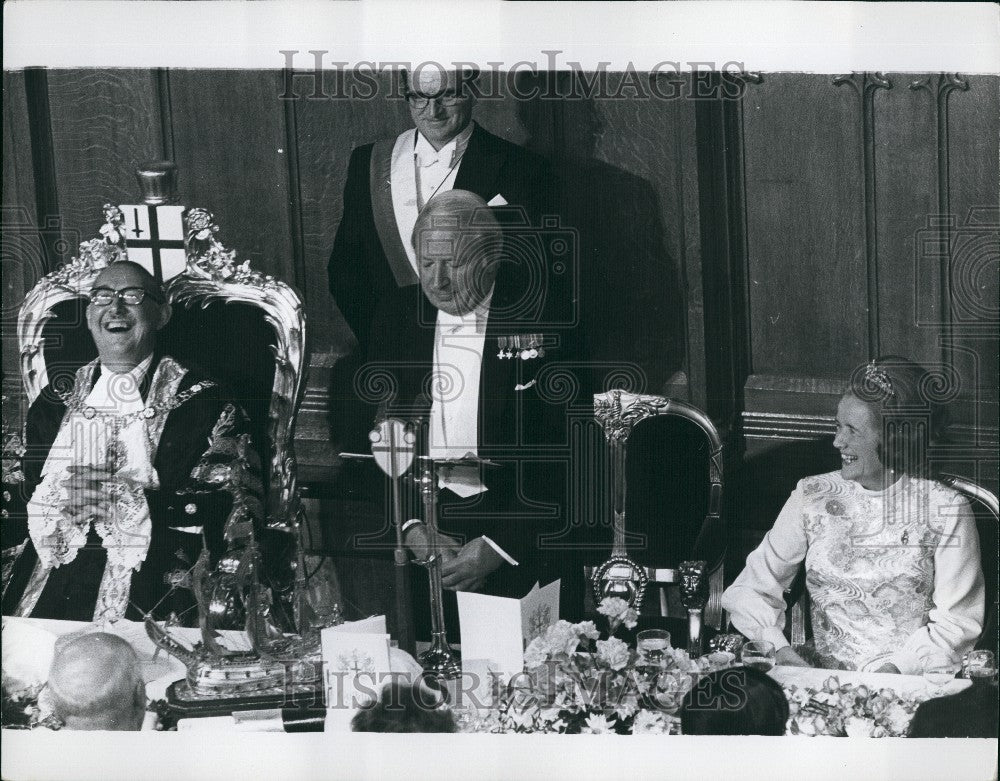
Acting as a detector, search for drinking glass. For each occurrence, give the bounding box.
[963,650,998,683]
[740,640,776,672]
[923,653,961,697]
[636,629,672,666]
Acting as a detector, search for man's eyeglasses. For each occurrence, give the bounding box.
[89,287,163,306]
[405,92,469,109]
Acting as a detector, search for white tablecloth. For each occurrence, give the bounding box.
[2,617,996,781]
[768,664,971,699]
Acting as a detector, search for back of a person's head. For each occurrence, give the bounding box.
[908,684,999,739]
[351,679,457,733]
[47,632,146,731]
[681,666,789,736]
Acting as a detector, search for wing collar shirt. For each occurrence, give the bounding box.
[426,289,517,566]
[391,122,476,275]
[24,355,157,621]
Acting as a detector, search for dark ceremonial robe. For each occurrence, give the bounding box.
[328,124,553,356]
[361,256,586,600]
[1,352,261,624]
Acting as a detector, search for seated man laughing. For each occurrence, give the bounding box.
[2,261,261,624]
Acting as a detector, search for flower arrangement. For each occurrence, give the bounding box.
[0,688,62,731]
[470,609,710,735]
[785,676,923,737]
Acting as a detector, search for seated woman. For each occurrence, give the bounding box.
[723,356,985,673]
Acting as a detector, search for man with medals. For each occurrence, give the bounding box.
[1,261,261,624]
[361,190,583,612]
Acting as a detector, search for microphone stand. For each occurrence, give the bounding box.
[415,453,461,681]
[388,422,416,657]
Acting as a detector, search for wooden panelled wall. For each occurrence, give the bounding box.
[3,69,997,562]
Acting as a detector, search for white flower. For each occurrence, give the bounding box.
[632,710,668,734]
[792,715,818,736]
[596,638,630,671]
[884,703,911,735]
[523,636,550,669]
[666,648,695,672]
[597,597,638,630]
[575,620,600,640]
[546,621,583,656]
[844,716,875,738]
[508,707,537,731]
[583,713,616,734]
[613,694,640,721]
[538,707,562,724]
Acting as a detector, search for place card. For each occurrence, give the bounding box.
[457,580,560,680]
[321,622,391,731]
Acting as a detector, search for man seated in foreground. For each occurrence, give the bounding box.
[48,632,146,731]
[2,261,261,624]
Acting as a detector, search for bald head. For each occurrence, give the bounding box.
[412,190,501,316]
[48,633,146,730]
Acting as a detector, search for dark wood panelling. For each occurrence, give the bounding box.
[874,74,939,364]
[167,70,295,283]
[945,74,999,427]
[294,71,411,359]
[46,69,163,242]
[2,72,43,382]
[742,74,868,381]
[556,72,691,398]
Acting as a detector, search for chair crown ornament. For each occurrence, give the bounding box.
[17,163,307,541]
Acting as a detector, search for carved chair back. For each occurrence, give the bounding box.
[17,205,308,627]
[590,391,727,630]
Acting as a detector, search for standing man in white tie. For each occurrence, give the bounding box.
[362,190,583,601]
[327,67,554,453]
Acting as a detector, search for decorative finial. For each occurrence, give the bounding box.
[135,161,179,205]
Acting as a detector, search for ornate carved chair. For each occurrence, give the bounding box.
[787,473,999,654]
[12,180,311,631]
[587,391,727,643]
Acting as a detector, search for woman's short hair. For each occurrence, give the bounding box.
[847,355,952,478]
[350,679,457,733]
[680,666,789,736]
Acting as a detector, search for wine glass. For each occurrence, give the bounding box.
[923,653,961,697]
[636,629,671,667]
[740,640,776,672]
[963,650,998,683]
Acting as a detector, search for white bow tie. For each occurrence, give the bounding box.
[416,149,455,168]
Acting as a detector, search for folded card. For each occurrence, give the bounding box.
[321,625,391,721]
[457,580,560,679]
